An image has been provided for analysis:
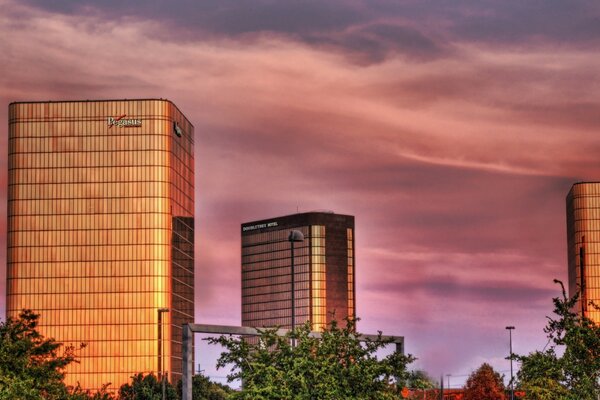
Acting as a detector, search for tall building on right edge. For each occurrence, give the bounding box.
[566,182,600,323]
[241,212,355,331]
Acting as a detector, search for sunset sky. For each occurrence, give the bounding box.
[1,0,600,387]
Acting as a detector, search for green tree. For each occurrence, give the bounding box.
[399,370,438,400]
[401,370,437,390]
[0,309,84,400]
[463,363,506,400]
[516,349,569,400]
[118,373,178,400]
[209,318,414,400]
[516,280,600,400]
[69,383,114,400]
[176,374,233,400]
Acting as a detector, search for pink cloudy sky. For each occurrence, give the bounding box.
[1,0,600,387]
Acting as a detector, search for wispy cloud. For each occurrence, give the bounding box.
[0,0,598,378]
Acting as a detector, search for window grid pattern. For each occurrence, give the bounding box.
[311,225,326,331]
[567,183,600,324]
[6,100,194,391]
[347,228,355,319]
[242,227,310,328]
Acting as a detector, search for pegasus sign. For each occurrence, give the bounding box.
[107,114,142,128]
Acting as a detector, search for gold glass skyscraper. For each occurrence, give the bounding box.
[567,182,600,323]
[241,212,355,331]
[6,99,194,390]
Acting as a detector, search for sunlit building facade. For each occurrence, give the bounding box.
[6,99,194,390]
[567,182,600,323]
[241,212,355,331]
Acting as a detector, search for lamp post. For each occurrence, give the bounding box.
[288,230,304,344]
[158,308,169,400]
[506,326,515,400]
[580,236,586,316]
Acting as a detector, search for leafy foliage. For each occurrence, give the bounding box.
[462,363,506,400]
[0,309,84,400]
[516,280,600,400]
[400,370,437,390]
[176,374,233,400]
[209,318,414,400]
[69,383,115,400]
[397,370,439,400]
[118,373,178,400]
[516,349,570,400]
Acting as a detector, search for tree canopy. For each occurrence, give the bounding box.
[0,309,84,400]
[516,280,600,400]
[118,372,233,400]
[400,369,437,391]
[176,374,232,400]
[118,373,178,400]
[462,363,506,400]
[209,318,414,400]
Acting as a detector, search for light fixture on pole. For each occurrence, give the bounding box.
[158,308,169,400]
[288,230,304,344]
[506,326,515,400]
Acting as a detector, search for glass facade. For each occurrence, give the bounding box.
[567,182,600,323]
[241,226,311,328]
[6,99,194,391]
[241,212,355,331]
[347,228,355,319]
[311,225,326,331]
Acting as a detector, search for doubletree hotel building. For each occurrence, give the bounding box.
[567,182,600,323]
[6,99,194,390]
[241,212,355,331]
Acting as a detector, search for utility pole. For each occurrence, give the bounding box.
[288,230,304,347]
[157,308,169,400]
[580,236,586,316]
[506,326,515,400]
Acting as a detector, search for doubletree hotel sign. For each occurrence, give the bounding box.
[107,114,142,128]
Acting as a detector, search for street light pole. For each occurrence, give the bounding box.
[506,326,515,400]
[291,239,295,334]
[288,230,304,346]
[580,236,586,316]
[158,308,169,400]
